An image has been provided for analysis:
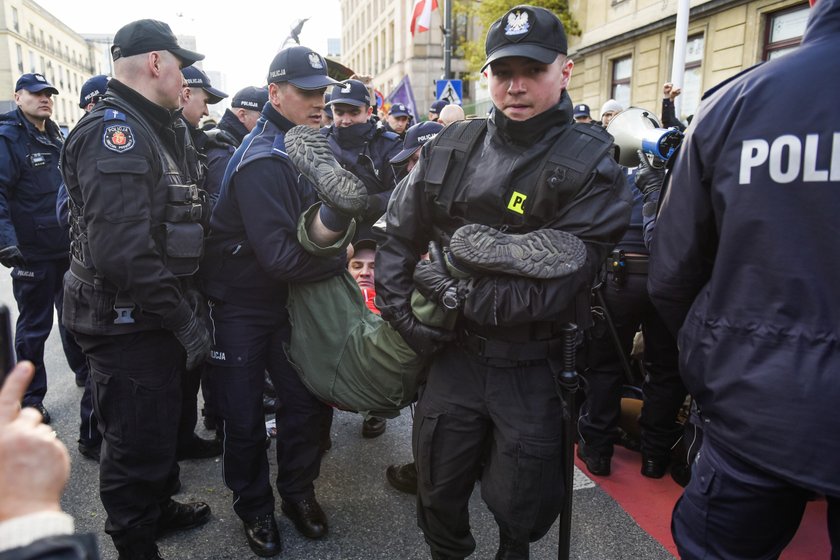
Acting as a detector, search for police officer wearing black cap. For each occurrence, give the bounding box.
[323,79,401,242]
[79,74,109,113]
[179,66,228,190]
[200,45,341,557]
[0,72,88,426]
[651,0,840,556]
[376,6,631,558]
[383,102,411,139]
[60,19,212,560]
[573,103,591,123]
[428,99,448,122]
[203,86,268,202]
[173,65,227,462]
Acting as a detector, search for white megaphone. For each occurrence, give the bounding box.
[606,107,684,167]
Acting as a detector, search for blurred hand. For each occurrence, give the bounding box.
[0,361,70,522]
[0,246,26,269]
[663,82,682,101]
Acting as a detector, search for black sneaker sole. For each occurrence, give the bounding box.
[449,224,587,279]
[284,125,367,216]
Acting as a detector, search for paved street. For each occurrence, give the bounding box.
[1,272,675,560]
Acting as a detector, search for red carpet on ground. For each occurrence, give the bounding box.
[575,445,830,559]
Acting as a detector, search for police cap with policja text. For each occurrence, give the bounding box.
[182,66,228,104]
[482,5,568,71]
[327,79,371,108]
[390,121,444,165]
[111,19,204,66]
[267,46,337,91]
[231,86,268,112]
[79,74,109,108]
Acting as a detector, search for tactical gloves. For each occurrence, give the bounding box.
[413,242,472,311]
[163,295,212,370]
[0,246,26,269]
[635,150,666,196]
[389,310,455,358]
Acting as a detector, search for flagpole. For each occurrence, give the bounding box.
[443,0,452,79]
[670,0,690,119]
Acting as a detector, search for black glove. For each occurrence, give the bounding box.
[389,310,455,358]
[163,297,211,370]
[0,246,26,269]
[635,149,666,196]
[413,242,471,310]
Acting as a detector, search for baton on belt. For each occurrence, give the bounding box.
[555,323,579,560]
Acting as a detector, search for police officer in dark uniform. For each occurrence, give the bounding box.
[200,46,341,557]
[175,65,227,461]
[576,162,684,479]
[60,20,212,560]
[428,99,448,122]
[649,0,840,556]
[376,6,631,559]
[204,85,268,201]
[382,102,411,140]
[0,72,88,425]
[322,79,402,236]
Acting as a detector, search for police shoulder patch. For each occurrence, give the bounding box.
[103,124,135,153]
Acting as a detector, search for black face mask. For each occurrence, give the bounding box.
[333,121,373,148]
[491,90,574,146]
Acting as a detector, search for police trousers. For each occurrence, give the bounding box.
[673,437,840,559]
[413,345,564,558]
[12,258,87,405]
[72,329,183,551]
[204,300,332,520]
[579,272,683,459]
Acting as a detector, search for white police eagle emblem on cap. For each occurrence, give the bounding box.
[505,11,530,36]
[308,52,324,69]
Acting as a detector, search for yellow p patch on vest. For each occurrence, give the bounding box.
[507,191,527,215]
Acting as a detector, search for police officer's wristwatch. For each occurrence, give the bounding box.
[442,286,461,311]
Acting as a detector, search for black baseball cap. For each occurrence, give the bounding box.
[328,79,371,108]
[231,86,268,111]
[573,103,591,118]
[111,19,204,66]
[15,73,58,95]
[267,46,337,91]
[429,99,448,114]
[182,66,228,104]
[79,75,109,108]
[482,6,568,71]
[390,121,444,165]
[352,238,377,253]
[389,103,410,117]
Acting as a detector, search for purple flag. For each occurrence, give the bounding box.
[386,75,419,122]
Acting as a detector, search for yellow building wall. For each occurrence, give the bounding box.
[567,0,806,121]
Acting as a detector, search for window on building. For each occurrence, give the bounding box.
[40,56,45,74]
[763,4,809,60]
[611,56,632,109]
[16,44,23,73]
[29,50,36,73]
[28,23,34,40]
[677,34,705,119]
[39,30,44,47]
[11,7,18,32]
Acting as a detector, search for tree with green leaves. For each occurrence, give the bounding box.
[454,0,579,76]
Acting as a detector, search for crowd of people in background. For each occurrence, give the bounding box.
[0,1,838,559]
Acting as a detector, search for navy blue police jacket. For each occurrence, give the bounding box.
[0,108,68,260]
[201,104,345,312]
[204,109,249,202]
[322,121,402,220]
[648,0,840,496]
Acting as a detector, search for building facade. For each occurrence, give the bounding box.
[0,0,106,129]
[339,0,476,119]
[567,0,811,122]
